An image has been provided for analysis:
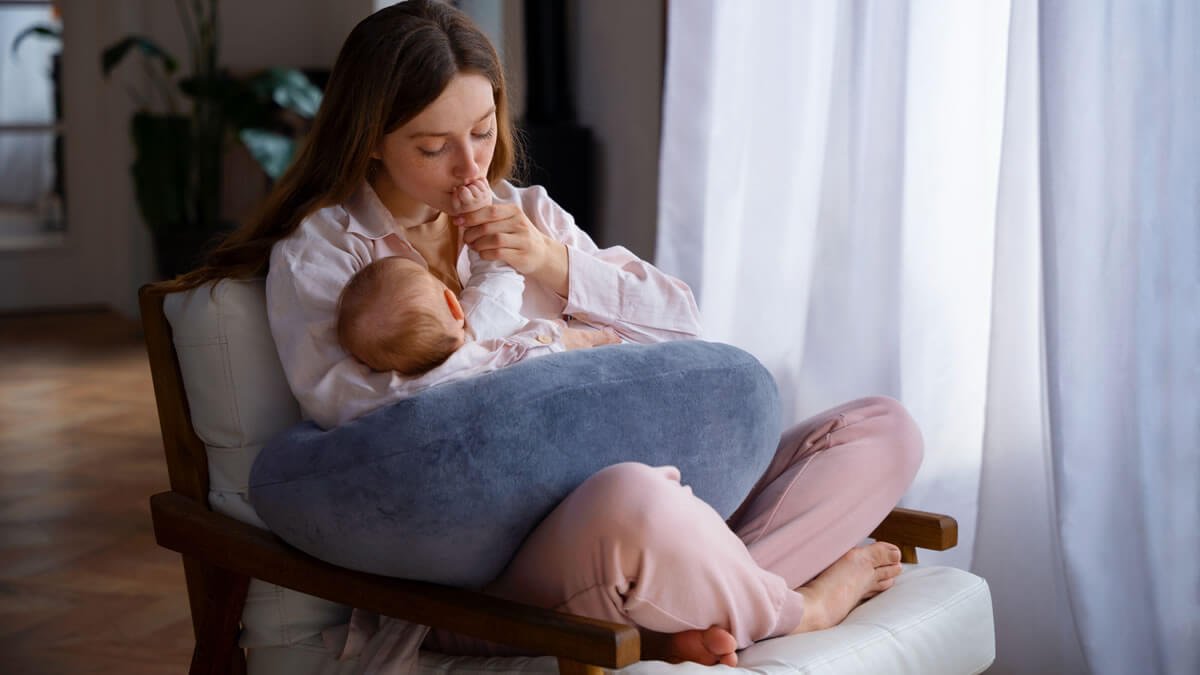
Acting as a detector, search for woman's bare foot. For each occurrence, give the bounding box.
[641,625,739,667]
[791,542,903,634]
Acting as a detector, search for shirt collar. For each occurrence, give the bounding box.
[344,182,399,241]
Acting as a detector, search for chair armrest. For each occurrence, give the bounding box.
[870,507,958,563]
[150,491,640,668]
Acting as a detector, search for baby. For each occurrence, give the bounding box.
[337,179,616,376]
[337,255,472,374]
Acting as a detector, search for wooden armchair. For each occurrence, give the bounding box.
[139,284,959,675]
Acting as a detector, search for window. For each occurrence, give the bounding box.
[0,1,64,249]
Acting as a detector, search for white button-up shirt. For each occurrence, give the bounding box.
[266,180,702,429]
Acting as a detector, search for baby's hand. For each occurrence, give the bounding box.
[451,178,493,215]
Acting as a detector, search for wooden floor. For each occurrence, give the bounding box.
[0,310,194,673]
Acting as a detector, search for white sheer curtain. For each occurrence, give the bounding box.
[1037,1,1200,673]
[658,0,1007,571]
[657,1,1198,673]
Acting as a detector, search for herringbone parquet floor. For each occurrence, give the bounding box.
[0,310,193,674]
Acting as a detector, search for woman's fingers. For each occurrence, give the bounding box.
[460,213,524,246]
[453,203,513,228]
[466,225,538,270]
[473,246,519,262]
[454,201,559,280]
[476,246,540,273]
[469,231,514,250]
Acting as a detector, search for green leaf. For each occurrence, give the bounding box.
[11,24,61,56]
[102,36,179,78]
[248,68,322,119]
[239,128,295,180]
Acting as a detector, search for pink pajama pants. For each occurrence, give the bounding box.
[430,396,923,652]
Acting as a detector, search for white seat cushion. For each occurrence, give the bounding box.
[164,279,995,673]
[248,566,994,675]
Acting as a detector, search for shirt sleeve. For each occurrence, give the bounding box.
[460,249,531,340]
[517,184,703,343]
[265,213,550,430]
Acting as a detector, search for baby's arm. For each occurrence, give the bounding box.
[455,179,532,340]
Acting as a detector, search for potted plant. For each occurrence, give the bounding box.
[100,0,321,278]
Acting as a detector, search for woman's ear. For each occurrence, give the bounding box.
[444,288,465,324]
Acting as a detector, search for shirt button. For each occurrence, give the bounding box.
[536,335,553,345]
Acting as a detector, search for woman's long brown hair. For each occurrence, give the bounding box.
[162,0,520,292]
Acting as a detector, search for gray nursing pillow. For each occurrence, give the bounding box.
[249,340,781,588]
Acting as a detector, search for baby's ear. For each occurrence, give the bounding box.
[444,288,465,323]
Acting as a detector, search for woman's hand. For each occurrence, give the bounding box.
[454,203,569,296]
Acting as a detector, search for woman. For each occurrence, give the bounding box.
[172,0,922,667]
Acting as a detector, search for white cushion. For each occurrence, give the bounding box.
[248,566,994,675]
[165,279,352,647]
[164,279,995,673]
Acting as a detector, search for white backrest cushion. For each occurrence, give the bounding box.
[164,278,350,646]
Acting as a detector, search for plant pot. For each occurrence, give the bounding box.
[151,222,234,280]
[131,113,192,229]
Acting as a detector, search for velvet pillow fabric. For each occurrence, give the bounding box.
[249,340,781,588]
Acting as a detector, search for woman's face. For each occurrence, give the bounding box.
[372,73,498,219]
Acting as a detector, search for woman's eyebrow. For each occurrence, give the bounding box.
[409,107,496,138]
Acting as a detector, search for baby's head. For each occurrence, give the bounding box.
[337,257,466,375]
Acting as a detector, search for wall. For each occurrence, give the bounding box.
[568,0,663,259]
[0,0,666,316]
[0,0,131,316]
[466,0,665,258]
[0,0,370,317]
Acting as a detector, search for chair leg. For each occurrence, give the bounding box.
[557,657,606,675]
[184,558,251,675]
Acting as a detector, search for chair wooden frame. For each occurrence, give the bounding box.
[138,283,958,675]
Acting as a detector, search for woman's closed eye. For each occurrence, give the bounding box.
[418,128,496,157]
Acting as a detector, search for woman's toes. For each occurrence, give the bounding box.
[664,627,738,666]
[876,542,901,561]
[701,626,738,657]
[870,564,902,593]
[862,542,898,567]
[864,575,898,599]
[877,562,902,579]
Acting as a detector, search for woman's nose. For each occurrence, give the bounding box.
[453,143,480,179]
